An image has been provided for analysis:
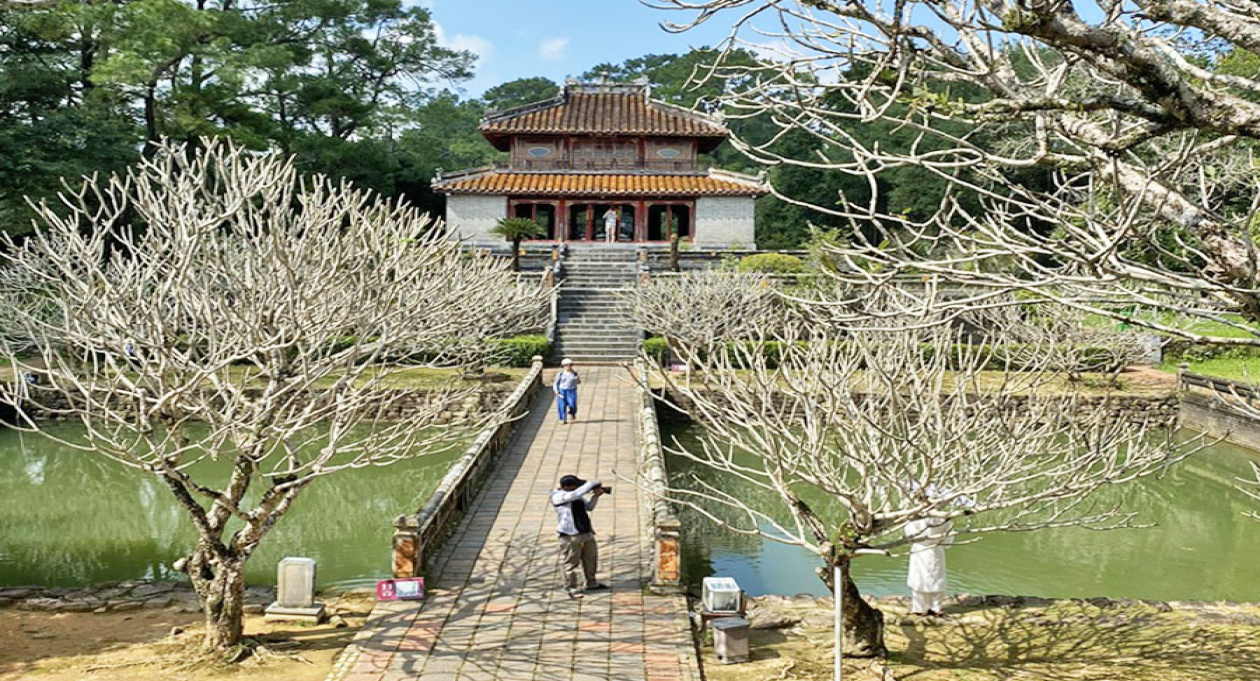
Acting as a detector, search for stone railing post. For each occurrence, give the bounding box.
[392,514,421,578]
[1178,362,1189,394]
[652,518,683,590]
[639,261,650,286]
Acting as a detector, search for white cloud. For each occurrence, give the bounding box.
[537,37,570,62]
[434,22,494,64]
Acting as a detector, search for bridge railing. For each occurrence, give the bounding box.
[634,357,684,593]
[1178,365,1260,402]
[391,356,545,579]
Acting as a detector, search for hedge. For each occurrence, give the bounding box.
[298,334,548,368]
[1163,342,1260,363]
[643,336,1122,372]
[490,335,550,368]
[738,253,806,274]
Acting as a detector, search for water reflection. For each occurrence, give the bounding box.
[0,425,460,588]
[665,422,1260,601]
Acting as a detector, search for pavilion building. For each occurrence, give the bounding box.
[433,81,767,248]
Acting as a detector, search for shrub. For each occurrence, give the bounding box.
[643,336,669,364]
[1164,342,1260,363]
[737,253,806,274]
[645,337,1120,373]
[491,335,549,368]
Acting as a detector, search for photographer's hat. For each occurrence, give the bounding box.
[561,358,573,366]
[559,475,585,487]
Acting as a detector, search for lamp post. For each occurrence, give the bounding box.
[834,564,843,681]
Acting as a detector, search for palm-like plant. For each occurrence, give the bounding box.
[491,217,547,271]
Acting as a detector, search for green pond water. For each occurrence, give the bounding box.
[663,422,1260,602]
[0,424,461,589]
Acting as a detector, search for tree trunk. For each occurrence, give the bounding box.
[142,84,159,159]
[511,237,522,272]
[188,548,247,650]
[822,557,886,657]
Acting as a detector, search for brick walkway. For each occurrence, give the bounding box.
[329,367,700,681]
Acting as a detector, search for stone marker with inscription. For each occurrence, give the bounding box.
[264,557,326,623]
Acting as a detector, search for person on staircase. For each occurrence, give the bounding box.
[553,358,580,424]
[602,207,619,243]
[551,474,609,599]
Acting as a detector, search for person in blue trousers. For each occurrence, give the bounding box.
[553,358,581,424]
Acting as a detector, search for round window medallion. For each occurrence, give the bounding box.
[656,148,682,159]
[527,146,552,158]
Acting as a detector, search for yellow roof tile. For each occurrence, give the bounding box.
[434,172,766,197]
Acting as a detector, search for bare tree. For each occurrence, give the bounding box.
[631,273,1197,655]
[0,139,545,650]
[652,0,1260,342]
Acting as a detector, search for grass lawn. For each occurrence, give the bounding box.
[650,368,1175,397]
[0,363,530,390]
[1084,311,1260,340]
[1157,357,1260,384]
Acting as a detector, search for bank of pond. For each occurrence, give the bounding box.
[1,422,1258,603]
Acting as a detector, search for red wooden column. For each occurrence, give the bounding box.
[636,199,647,242]
[557,198,567,242]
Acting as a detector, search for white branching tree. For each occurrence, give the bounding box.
[0,139,545,649]
[653,0,1260,342]
[632,273,1197,655]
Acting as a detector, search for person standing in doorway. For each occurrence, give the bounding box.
[602,207,618,243]
[553,358,580,424]
[904,517,954,616]
[550,474,608,599]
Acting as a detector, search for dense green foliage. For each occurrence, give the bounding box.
[738,253,806,274]
[0,9,1019,249]
[644,336,1123,372]
[491,335,549,368]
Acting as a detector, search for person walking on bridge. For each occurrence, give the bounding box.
[551,474,608,599]
[553,358,580,424]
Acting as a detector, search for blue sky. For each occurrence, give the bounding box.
[420,0,741,96]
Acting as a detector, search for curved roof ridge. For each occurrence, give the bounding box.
[478,81,728,145]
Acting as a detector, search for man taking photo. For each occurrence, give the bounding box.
[551,474,609,599]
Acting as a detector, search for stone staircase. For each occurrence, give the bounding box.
[554,248,640,363]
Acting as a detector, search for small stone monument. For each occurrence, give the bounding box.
[264,557,326,623]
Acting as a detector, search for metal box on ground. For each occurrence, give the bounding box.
[702,576,741,613]
[712,616,750,664]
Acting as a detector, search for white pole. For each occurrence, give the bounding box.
[834,563,843,681]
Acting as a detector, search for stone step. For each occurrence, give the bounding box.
[559,330,640,337]
[556,321,638,329]
[561,274,636,281]
[557,300,630,307]
[556,340,640,350]
[557,300,630,308]
[561,261,639,268]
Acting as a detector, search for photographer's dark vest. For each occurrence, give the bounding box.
[570,499,593,534]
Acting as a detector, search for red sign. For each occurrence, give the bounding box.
[376,577,425,601]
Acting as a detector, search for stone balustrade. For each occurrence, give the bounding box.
[391,357,545,578]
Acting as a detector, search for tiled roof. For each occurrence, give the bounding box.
[480,84,727,144]
[434,171,766,197]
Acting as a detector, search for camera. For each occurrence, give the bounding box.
[598,486,612,494]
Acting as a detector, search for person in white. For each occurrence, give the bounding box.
[550,474,608,599]
[602,207,618,243]
[904,517,954,616]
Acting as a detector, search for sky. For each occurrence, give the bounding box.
[418,0,746,97]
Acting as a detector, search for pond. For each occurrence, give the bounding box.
[0,424,462,590]
[664,422,1260,602]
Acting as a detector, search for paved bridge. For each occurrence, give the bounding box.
[330,367,699,681]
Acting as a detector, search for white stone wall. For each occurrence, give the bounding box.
[445,194,507,245]
[693,197,756,249]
